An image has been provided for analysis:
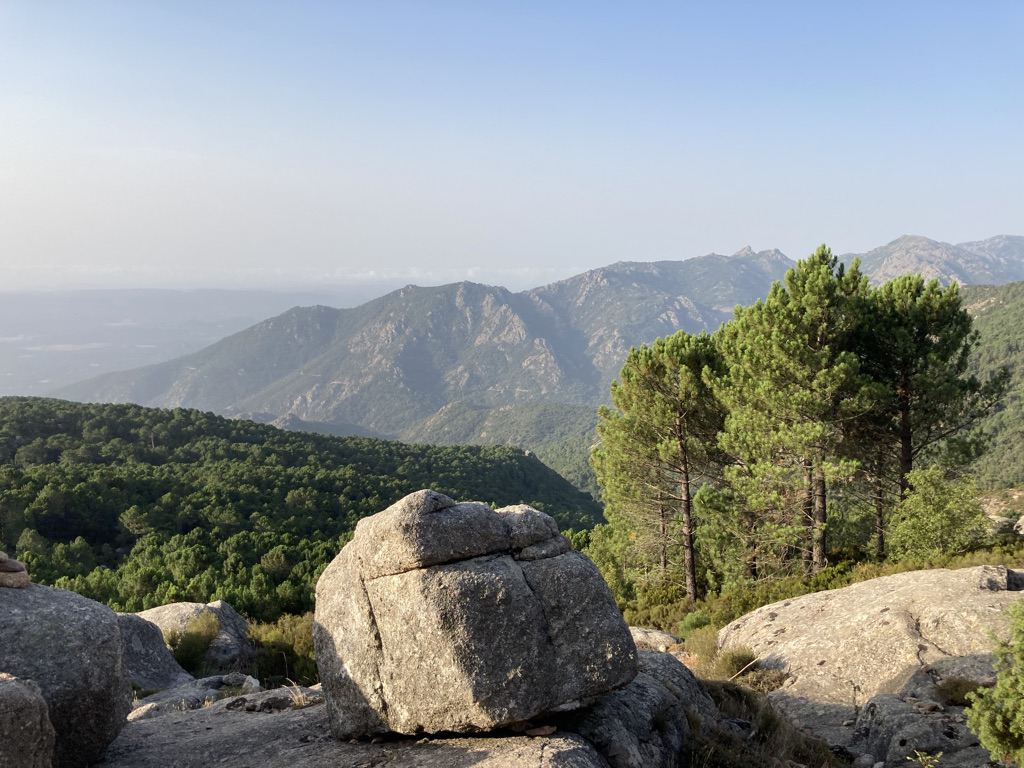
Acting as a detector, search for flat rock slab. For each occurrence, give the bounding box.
[718,564,1023,762]
[97,702,607,768]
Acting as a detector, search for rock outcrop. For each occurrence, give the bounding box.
[630,626,680,652]
[557,650,720,768]
[719,565,1024,766]
[314,490,638,739]
[0,550,29,589]
[136,600,254,673]
[99,700,610,767]
[117,613,194,691]
[0,583,133,768]
[0,673,55,768]
[129,672,262,720]
[100,653,718,768]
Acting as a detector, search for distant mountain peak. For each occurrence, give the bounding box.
[732,246,756,258]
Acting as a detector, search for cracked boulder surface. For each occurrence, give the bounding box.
[718,565,1023,762]
[98,651,715,768]
[98,698,608,768]
[313,490,638,740]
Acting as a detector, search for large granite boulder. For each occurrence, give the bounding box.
[719,565,1023,766]
[117,613,194,691]
[0,673,55,768]
[314,490,638,739]
[136,600,254,673]
[0,583,133,768]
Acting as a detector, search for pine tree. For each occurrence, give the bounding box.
[856,275,1008,500]
[591,332,724,599]
[714,245,875,573]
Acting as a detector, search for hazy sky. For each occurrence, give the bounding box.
[1,2,1021,291]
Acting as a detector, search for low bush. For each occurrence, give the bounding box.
[167,610,221,676]
[935,676,982,707]
[687,679,849,767]
[249,612,318,687]
[684,626,719,667]
[966,601,1024,764]
[678,609,711,640]
[714,648,757,680]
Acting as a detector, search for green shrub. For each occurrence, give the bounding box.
[935,676,982,707]
[742,667,788,693]
[714,648,758,680]
[888,467,989,561]
[678,609,711,640]
[685,625,720,665]
[169,610,220,676]
[966,601,1024,763]
[250,612,318,687]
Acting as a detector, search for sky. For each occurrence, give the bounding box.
[0,1,1021,291]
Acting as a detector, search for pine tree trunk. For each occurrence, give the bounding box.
[812,463,827,572]
[899,383,913,501]
[679,450,697,600]
[874,471,886,561]
[659,495,668,576]
[802,460,814,573]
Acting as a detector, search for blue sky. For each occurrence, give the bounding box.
[1,2,1021,290]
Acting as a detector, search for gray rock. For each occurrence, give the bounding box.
[98,702,608,768]
[854,695,988,768]
[719,565,1022,764]
[0,673,55,768]
[0,569,29,588]
[116,613,194,691]
[0,583,133,768]
[314,489,638,739]
[558,650,720,768]
[0,553,29,589]
[136,600,254,673]
[135,675,229,714]
[630,627,680,652]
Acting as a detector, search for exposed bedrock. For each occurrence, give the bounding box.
[719,565,1024,766]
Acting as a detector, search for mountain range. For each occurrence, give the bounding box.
[49,234,1024,492]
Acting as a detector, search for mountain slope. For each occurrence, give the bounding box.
[54,249,794,436]
[850,234,1024,286]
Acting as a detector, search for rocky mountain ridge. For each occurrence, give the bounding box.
[49,236,1024,489]
[53,247,794,437]
[852,234,1024,286]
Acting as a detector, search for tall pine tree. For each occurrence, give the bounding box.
[715,245,875,573]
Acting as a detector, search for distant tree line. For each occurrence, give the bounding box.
[0,398,602,622]
[589,246,1008,608]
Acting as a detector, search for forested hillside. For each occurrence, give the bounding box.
[0,397,601,621]
[964,281,1024,487]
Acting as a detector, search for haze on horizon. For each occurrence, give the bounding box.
[1,2,1021,292]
